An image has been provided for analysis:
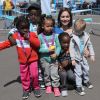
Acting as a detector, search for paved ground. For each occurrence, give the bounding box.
[0,15,100,100]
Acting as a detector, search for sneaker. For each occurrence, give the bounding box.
[53,87,60,97]
[40,81,45,90]
[76,87,86,96]
[22,91,30,99]
[40,84,45,89]
[46,86,52,93]
[61,90,68,97]
[84,82,93,89]
[34,89,41,97]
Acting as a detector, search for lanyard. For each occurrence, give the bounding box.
[18,32,30,57]
[41,33,55,48]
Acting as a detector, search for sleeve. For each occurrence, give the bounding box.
[0,40,11,51]
[38,34,49,53]
[69,38,76,60]
[87,38,95,56]
[8,28,18,36]
[55,34,61,56]
[29,32,40,48]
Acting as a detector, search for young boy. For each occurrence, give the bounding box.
[69,18,95,96]
[58,32,75,97]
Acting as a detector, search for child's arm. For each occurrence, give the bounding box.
[29,32,40,48]
[55,34,61,56]
[69,38,76,61]
[87,38,95,62]
[38,34,50,53]
[8,34,17,45]
[0,40,12,50]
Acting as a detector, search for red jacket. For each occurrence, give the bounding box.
[0,32,40,64]
[0,40,11,50]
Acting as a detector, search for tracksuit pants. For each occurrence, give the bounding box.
[20,61,40,92]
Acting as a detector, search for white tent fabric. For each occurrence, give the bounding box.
[63,0,71,8]
[40,0,51,15]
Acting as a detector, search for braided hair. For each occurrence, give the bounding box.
[16,15,30,30]
[37,14,55,34]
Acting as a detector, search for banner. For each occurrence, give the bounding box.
[40,0,51,15]
[63,0,72,8]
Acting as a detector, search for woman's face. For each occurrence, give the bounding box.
[60,11,71,26]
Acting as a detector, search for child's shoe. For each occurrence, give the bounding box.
[83,81,93,89]
[61,90,68,97]
[46,86,52,93]
[22,91,30,99]
[76,87,86,96]
[33,89,41,97]
[40,81,45,90]
[53,87,60,97]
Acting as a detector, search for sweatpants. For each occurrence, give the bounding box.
[20,61,40,92]
[74,58,89,88]
[40,58,60,87]
[59,68,75,91]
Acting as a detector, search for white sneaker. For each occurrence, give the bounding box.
[76,87,86,96]
[84,82,94,89]
[61,90,68,97]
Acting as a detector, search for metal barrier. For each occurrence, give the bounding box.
[0,8,28,30]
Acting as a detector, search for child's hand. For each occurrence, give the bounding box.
[50,54,57,59]
[84,48,90,58]
[72,60,76,66]
[59,65,64,71]
[23,33,29,40]
[8,35,16,45]
[90,56,95,62]
[61,60,69,68]
[48,45,55,52]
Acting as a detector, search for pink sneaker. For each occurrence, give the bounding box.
[53,87,60,97]
[46,86,52,94]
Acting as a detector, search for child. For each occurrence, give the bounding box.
[1,16,41,99]
[27,3,41,34]
[58,32,75,97]
[8,3,45,89]
[69,18,95,96]
[8,3,41,36]
[38,14,61,96]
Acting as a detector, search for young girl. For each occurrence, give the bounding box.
[58,32,75,97]
[53,7,73,36]
[38,14,61,96]
[0,16,41,99]
[7,3,45,89]
[70,18,95,96]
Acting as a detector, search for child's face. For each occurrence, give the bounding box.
[28,9,40,24]
[60,36,70,51]
[60,11,71,26]
[74,26,84,36]
[18,23,29,35]
[43,19,54,34]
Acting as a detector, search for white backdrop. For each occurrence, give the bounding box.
[40,0,51,15]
